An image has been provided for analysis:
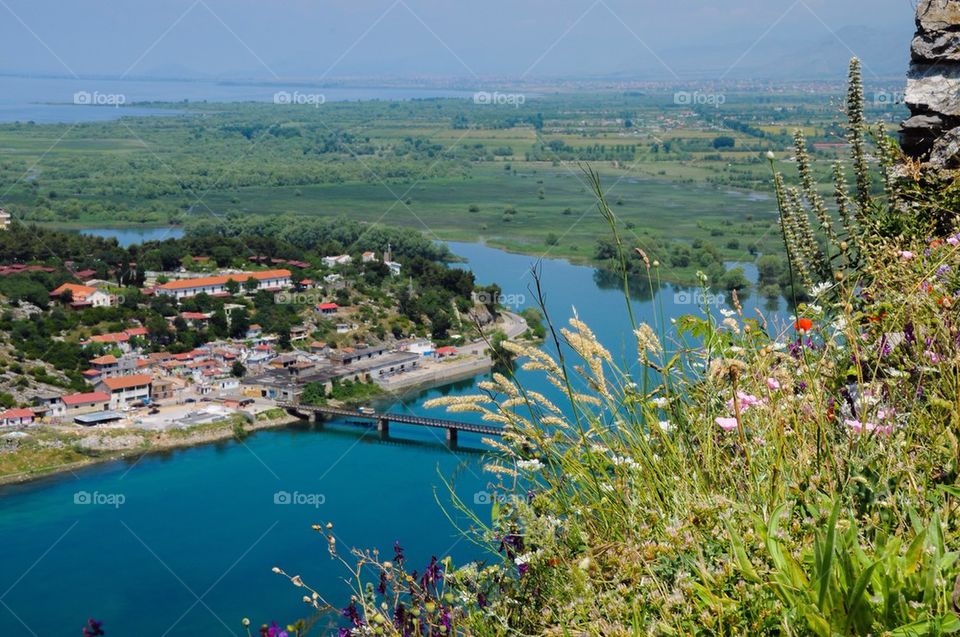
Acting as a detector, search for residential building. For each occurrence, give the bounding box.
[49,282,114,308]
[385,261,402,276]
[361,251,377,263]
[57,391,111,416]
[0,207,10,230]
[0,408,35,427]
[322,255,352,267]
[97,374,152,409]
[156,269,291,301]
[316,302,339,315]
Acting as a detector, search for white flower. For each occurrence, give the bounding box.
[771,342,787,351]
[810,282,833,297]
[651,397,669,408]
[611,455,639,469]
[719,308,735,318]
[517,458,544,472]
[658,420,674,432]
[807,303,823,315]
[766,151,776,160]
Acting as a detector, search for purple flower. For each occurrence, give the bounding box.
[498,533,524,559]
[393,541,405,567]
[477,591,488,608]
[342,601,362,627]
[518,563,529,577]
[82,619,105,637]
[377,570,387,595]
[267,622,288,637]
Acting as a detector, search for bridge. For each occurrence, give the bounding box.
[276,402,503,446]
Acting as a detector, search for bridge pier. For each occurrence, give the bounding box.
[377,417,389,439]
[446,427,458,448]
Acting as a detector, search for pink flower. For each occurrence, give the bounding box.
[766,377,781,391]
[726,391,763,413]
[947,234,959,246]
[844,419,893,436]
[715,417,739,431]
[897,250,915,260]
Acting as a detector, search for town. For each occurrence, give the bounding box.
[0,220,533,476]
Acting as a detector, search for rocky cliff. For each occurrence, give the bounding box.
[901,0,960,167]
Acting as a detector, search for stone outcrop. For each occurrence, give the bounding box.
[901,0,960,165]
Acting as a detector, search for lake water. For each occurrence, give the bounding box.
[0,75,477,123]
[0,239,785,634]
[80,226,185,247]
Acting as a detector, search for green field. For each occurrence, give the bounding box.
[0,89,903,284]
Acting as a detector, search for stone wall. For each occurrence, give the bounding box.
[901,0,960,167]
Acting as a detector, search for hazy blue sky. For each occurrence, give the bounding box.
[0,0,917,81]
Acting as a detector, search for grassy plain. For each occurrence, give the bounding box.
[0,88,907,280]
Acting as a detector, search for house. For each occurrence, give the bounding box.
[399,338,436,356]
[89,354,119,377]
[151,377,186,402]
[322,255,352,268]
[289,325,309,341]
[57,391,112,416]
[361,251,377,263]
[435,346,459,359]
[245,324,263,339]
[156,269,292,301]
[316,302,338,315]
[323,273,342,285]
[0,207,10,230]
[309,341,328,354]
[0,408,35,427]
[179,311,211,327]
[97,374,152,409]
[49,282,114,308]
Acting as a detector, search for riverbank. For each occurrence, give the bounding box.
[0,408,298,487]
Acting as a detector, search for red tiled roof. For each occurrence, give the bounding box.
[50,282,97,300]
[1,408,34,419]
[89,332,129,344]
[157,269,291,291]
[180,312,210,320]
[435,346,458,354]
[82,369,102,377]
[100,374,152,391]
[316,303,338,311]
[61,391,110,406]
[90,354,118,365]
[125,327,149,337]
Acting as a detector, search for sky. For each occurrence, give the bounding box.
[0,0,918,82]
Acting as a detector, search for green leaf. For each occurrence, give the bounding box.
[724,519,762,583]
[843,561,878,633]
[816,499,841,612]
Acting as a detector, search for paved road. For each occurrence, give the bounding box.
[459,311,527,356]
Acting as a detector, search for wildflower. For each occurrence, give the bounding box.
[634,324,662,357]
[947,234,959,246]
[517,458,544,472]
[651,397,669,408]
[794,317,814,332]
[727,391,763,413]
[845,418,893,436]
[715,417,739,431]
[810,281,833,297]
[658,420,674,432]
[722,317,740,334]
[766,151,776,160]
[83,619,105,637]
[897,250,915,260]
[394,541,405,567]
[766,377,781,391]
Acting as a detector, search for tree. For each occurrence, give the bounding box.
[713,136,736,149]
[231,361,247,378]
[225,279,240,296]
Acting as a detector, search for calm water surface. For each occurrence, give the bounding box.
[0,239,785,634]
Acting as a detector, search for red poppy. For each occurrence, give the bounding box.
[930,239,943,249]
[794,318,814,332]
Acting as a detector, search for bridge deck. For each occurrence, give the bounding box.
[277,402,503,437]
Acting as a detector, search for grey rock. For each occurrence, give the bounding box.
[917,0,960,32]
[928,125,960,167]
[912,32,960,63]
[901,115,949,157]
[906,65,960,117]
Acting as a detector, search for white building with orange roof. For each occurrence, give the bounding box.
[49,282,114,308]
[156,269,291,301]
[96,374,153,409]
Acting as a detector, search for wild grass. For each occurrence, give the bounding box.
[269,60,960,636]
